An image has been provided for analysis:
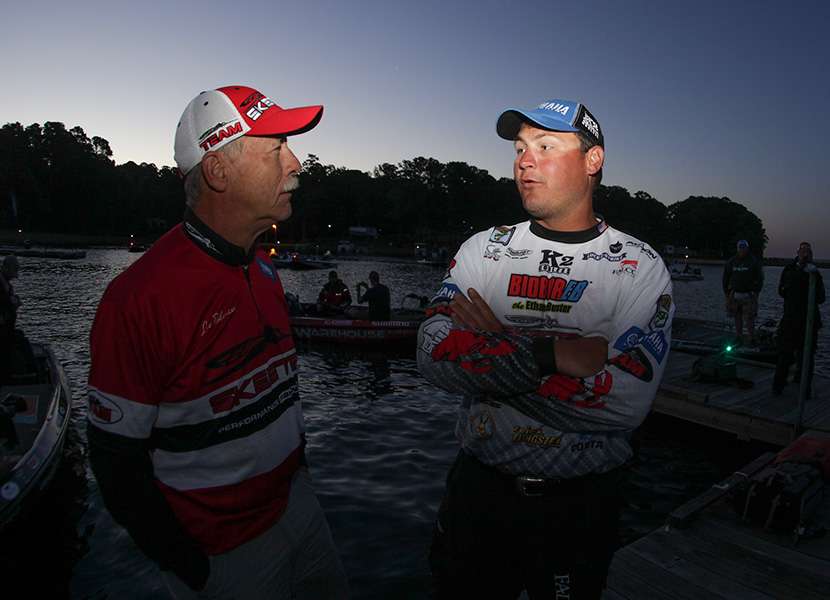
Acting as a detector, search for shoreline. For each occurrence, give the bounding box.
[1,229,826,267]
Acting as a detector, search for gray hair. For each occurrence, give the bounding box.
[183,137,246,209]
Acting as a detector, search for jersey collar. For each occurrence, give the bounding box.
[183,209,254,266]
[529,215,608,244]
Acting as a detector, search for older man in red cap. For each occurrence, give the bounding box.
[87,86,348,598]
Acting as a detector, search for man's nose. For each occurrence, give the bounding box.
[284,146,302,173]
[517,148,536,169]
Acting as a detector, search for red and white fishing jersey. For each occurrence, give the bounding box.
[417,218,674,478]
[88,217,304,555]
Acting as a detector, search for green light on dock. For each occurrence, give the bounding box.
[725,345,733,353]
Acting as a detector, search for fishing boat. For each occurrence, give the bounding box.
[272,253,336,271]
[0,337,73,529]
[289,300,426,346]
[669,261,704,281]
[671,316,778,363]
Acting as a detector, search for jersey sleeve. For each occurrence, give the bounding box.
[416,230,543,396]
[519,247,674,432]
[87,286,168,440]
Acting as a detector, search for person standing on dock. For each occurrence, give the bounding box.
[86,85,348,599]
[356,270,391,320]
[722,239,764,346]
[773,241,825,396]
[417,98,674,599]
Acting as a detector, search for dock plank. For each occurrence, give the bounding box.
[626,533,774,599]
[606,551,712,600]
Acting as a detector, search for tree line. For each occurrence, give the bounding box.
[0,121,767,257]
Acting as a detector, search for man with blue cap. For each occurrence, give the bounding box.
[723,239,764,346]
[417,99,673,598]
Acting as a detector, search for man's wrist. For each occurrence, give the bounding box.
[531,337,557,376]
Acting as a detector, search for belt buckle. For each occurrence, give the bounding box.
[515,475,546,497]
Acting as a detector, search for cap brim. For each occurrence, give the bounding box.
[249,104,324,138]
[496,109,579,140]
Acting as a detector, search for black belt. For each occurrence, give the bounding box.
[460,450,616,498]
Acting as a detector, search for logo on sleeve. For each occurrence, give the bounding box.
[650,294,672,329]
[88,393,124,425]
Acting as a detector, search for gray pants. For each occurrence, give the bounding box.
[163,469,348,599]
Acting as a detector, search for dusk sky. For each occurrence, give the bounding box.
[2,0,828,258]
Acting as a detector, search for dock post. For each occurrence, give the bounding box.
[794,271,818,439]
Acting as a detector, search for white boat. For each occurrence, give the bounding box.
[0,337,73,529]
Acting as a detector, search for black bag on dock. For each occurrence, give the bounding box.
[731,460,825,537]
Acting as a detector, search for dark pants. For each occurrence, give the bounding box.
[773,323,818,393]
[430,450,624,600]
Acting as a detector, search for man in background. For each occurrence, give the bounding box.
[356,270,391,320]
[773,241,825,395]
[317,270,352,314]
[722,239,764,346]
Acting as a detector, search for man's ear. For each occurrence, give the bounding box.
[201,152,228,192]
[585,145,604,176]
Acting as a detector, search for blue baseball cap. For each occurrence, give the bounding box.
[497,99,604,147]
[737,239,749,249]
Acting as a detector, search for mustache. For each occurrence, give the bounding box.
[282,176,300,192]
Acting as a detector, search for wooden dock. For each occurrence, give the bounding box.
[604,442,830,599]
[602,343,830,599]
[653,350,830,446]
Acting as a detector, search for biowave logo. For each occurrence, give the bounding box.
[538,249,573,274]
[507,274,589,303]
[489,225,516,246]
[537,101,571,116]
[583,251,626,262]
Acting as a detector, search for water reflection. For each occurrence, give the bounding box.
[2,251,827,599]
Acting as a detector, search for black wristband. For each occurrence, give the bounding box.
[532,337,557,376]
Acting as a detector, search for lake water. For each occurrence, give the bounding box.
[2,250,827,599]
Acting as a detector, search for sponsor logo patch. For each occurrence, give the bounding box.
[612,259,639,277]
[538,249,574,274]
[610,241,623,253]
[507,274,588,302]
[512,425,562,448]
[432,283,461,303]
[625,240,658,260]
[583,251,626,262]
[489,225,516,246]
[505,247,532,259]
[257,257,276,280]
[198,121,243,151]
[650,294,672,329]
[88,393,124,425]
[609,347,653,382]
[483,244,502,261]
[245,96,276,121]
[470,411,493,440]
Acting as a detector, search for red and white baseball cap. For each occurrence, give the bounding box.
[174,85,323,174]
